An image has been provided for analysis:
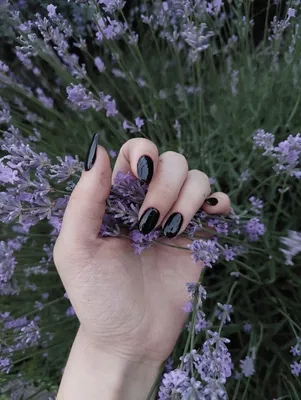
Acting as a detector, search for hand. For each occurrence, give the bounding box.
[54,137,230,399]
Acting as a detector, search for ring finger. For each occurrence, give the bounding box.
[162,170,211,238]
[138,151,189,234]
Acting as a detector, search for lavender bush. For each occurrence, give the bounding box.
[0,0,301,398]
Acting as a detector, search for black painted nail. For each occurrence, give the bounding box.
[205,197,218,206]
[138,207,160,235]
[84,133,99,171]
[137,155,154,184]
[163,212,183,238]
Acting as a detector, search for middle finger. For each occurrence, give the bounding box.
[138,151,188,234]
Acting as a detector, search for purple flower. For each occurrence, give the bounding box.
[103,95,118,116]
[194,310,208,333]
[50,155,83,183]
[249,196,264,214]
[0,60,9,73]
[0,162,19,184]
[0,241,18,290]
[187,239,220,267]
[244,218,265,242]
[158,369,191,399]
[0,312,10,320]
[164,356,174,373]
[4,316,28,330]
[47,4,57,18]
[287,8,296,18]
[198,285,207,301]
[99,0,126,13]
[111,171,147,204]
[135,117,144,129]
[96,16,126,41]
[181,22,214,53]
[109,149,117,158]
[18,319,41,347]
[273,134,301,178]
[223,245,236,261]
[280,230,301,266]
[24,265,49,277]
[269,15,291,41]
[123,120,137,133]
[193,331,233,391]
[243,322,253,333]
[123,118,144,133]
[291,361,301,376]
[216,303,233,324]
[24,281,37,292]
[186,283,207,303]
[32,12,86,79]
[112,68,126,78]
[0,97,11,124]
[182,301,193,313]
[130,229,160,254]
[253,129,275,155]
[66,306,76,317]
[67,86,117,116]
[0,357,13,374]
[254,130,301,178]
[36,88,53,109]
[34,301,44,311]
[186,282,198,296]
[94,56,105,72]
[66,84,98,110]
[240,356,255,377]
[290,341,301,357]
[208,218,229,235]
[0,126,51,171]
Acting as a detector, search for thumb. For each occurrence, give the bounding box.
[59,134,112,245]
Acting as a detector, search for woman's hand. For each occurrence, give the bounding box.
[54,137,230,399]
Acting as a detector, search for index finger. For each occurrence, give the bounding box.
[112,138,159,184]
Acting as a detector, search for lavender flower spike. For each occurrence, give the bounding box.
[187,239,220,267]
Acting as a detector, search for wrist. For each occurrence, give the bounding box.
[57,325,162,400]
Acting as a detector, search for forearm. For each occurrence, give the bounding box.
[57,326,160,400]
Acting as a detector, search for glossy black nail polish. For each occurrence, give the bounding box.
[84,133,99,171]
[138,207,160,235]
[163,212,183,238]
[137,155,154,183]
[205,197,218,206]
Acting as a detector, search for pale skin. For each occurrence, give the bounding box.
[53,138,231,400]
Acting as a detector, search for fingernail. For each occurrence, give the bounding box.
[205,197,218,206]
[137,155,154,183]
[138,207,160,235]
[84,133,99,171]
[163,212,183,238]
